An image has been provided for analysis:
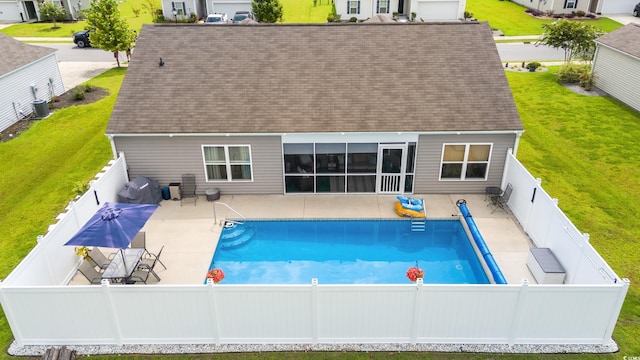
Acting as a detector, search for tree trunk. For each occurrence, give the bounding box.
[114,51,121,67]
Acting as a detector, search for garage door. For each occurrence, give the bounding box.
[211,0,252,17]
[416,1,458,20]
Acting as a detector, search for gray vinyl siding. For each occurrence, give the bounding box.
[413,133,517,194]
[593,46,640,113]
[0,54,64,132]
[113,135,284,195]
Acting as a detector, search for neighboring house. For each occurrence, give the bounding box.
[0,0,89,22]
[0,0,39,22]
[0,34,65,132]
[107,22,523,196]
[592,23,640,113]
[512,0,636,15]
[161,0,250,21]
[334,0,465,21]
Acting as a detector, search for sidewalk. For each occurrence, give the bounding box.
[15,37,73,42]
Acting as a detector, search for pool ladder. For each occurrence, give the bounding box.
[213,202,246,227]
[411,217,426,232]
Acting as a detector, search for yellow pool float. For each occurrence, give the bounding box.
[395,201,425,218]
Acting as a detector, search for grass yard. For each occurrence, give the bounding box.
[0,0,158,37]
[466,0,623,35]
[507,68,640,355]
[281,0,333,23]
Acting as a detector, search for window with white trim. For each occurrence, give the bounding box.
[347,0,360,14]
[377,0,389,14]
[203,145,253,181]
[171,1,186,15]
[564,0,577,8]
[439,143,492,180]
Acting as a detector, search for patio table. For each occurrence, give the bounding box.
[101,248,145,282]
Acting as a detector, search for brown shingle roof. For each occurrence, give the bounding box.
[595,23,640,59]
[0,34,57,75]
[107,22,523,134]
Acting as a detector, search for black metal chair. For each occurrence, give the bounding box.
[86,248,113,272]
[181,173,198,206]
[490,183,513,214]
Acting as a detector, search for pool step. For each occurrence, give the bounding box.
[219,222,255,249]
[411,218,426,232]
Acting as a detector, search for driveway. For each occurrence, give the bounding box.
[606,14,639,24]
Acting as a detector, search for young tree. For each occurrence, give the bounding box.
[85,0,136,67]
[537,20,604,63]
[252,0,283,23]
[39,1,66,29]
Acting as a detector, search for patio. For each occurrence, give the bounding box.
[70,193,535,286]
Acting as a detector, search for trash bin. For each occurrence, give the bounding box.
[169,182,181,200]
[161,186,170,200]
[32,99,50,118]
[206,188,220,201]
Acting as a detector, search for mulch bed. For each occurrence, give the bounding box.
[0,85,108,143]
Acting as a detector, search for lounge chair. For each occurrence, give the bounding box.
[130,231,150,257]
[126,268,151,284]
[490,183,513,214]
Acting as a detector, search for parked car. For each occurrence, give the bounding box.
[205,13,228,24]
[232,11,256,23]
[73,30,91,48]
[634,2,640,16]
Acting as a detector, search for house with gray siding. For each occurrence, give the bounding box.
[106,22,523,196]
[592,23,640,113]
[0,34,65,132]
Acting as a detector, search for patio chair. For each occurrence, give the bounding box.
[138,245,165,281]
[130,231,150,257]
[181,173,198,206]
[490,183,513,214]
[126,268,151,284]
[86,248,113,272]
[77,260,103,284]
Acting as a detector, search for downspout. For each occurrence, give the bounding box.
[512,130,523,156]
[107,134,118,160]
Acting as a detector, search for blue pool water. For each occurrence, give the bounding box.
[209,220,490,285]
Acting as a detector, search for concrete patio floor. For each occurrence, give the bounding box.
[70,194,536,285]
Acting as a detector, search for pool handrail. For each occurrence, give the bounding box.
[213,202,246,226]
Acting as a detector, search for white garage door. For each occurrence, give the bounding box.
[601,0,636,14]
[416,1,459,20]
[211,1,252,17]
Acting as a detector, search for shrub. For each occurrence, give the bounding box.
[464,11,473,19]
[526,61,541,71]
[72,89,86,100]
[557,63,590,83]
[83,84,96,92]
[349,16,357,22]
[579,71,594,90]
[327,5,341,22]
[132,7,141,17]
[576,10,586,17]
[153,9,165,23]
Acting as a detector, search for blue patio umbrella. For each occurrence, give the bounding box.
[65,202,158,249]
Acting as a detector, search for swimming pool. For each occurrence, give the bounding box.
[209,219,491,284]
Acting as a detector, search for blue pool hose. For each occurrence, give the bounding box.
[456,199,507,284]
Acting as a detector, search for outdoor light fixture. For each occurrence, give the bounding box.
[172,8,177,23]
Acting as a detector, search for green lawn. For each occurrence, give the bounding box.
[466,0,623,35]
[0,0,157,37]
[281,0,332,23]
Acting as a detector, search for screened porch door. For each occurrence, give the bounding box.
[377,145,407,194]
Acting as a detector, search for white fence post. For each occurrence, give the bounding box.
[508,279,529,346]
[410,278,424,344]
[101,280,123,345]
[311,278,319,344]
[601,278,630,345]
[206,279,221,344]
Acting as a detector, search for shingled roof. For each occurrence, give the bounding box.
[0,34,57,76]
[107,22,522,134]
[595,23,640,59]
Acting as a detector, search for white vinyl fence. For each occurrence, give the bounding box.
[0,152,629,347]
